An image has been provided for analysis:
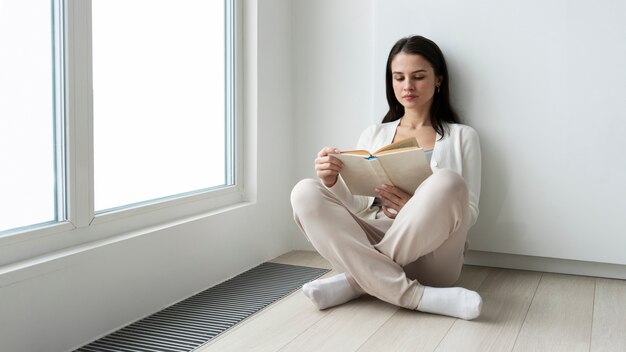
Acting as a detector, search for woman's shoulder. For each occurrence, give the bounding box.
[446,123,479,140]
[360,120,399,137]
[357,120,400,149]
[447,122,477,133]
[368,119,401,134]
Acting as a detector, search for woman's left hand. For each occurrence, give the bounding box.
[375,184,412,219]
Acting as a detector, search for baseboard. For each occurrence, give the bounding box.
[465,250,626,280]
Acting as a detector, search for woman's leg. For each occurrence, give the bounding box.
[291,175,482,319]
[290,179,423,309]
[374,169,482,319]
[374,169,471,269]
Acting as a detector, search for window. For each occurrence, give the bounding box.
[0,0,64,234]
[92,0,233,212]
[0,0,238,237]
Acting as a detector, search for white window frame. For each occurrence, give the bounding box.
[0,0,246,267]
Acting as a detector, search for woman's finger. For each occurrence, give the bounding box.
[381,184,411,204]
[315,159,342,172]
[376,187,403,208]
[317,169,339,177]
[382,184,410,199]
[383,206,397,219]
[378,196,401,213]
[317,147,341,157]
[315,155,343,168]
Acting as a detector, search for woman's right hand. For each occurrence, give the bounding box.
[315,147,343,188]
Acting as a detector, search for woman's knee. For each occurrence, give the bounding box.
[430,169,468,202]
[290,178,327,212]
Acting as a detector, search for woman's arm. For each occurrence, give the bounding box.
[461,127,482,226]
[323,126,377,214]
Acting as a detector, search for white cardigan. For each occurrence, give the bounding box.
[328,119,481,226]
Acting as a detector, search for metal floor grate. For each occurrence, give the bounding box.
[75,262,329,352]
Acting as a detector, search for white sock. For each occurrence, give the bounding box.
[416,286,483,320]
[302,273,361,310]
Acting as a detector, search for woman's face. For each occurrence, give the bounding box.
[390,53,441,112]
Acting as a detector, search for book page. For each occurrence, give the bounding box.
[377,149,432,195]
[337,150,372,157]
[373,137,419,155]
[331,153,382,196]
[375,146,420,156]
[332,147,432,197]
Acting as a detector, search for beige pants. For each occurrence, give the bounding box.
[290,169,471,309]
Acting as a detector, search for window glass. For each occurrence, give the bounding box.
[92,0,227,212]
[0,0,59,233]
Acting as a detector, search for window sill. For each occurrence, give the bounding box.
[0,186,253,270]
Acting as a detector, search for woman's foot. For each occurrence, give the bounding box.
[416,286,482,320]
[302,273,362,309]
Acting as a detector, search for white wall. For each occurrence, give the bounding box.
[0,1,296,351]
[292,1,626,268]
[292,0,374,179]
[290,0,375,248]
[373,0,626,265]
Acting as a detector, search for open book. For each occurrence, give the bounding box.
[331,137,432,197]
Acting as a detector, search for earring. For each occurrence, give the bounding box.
[436,85,441,94]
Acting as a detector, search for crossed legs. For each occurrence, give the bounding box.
[291,169,482,319]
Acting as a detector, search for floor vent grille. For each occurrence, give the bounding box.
[75,262,329,352]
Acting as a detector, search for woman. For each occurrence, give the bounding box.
[290,35,482,320]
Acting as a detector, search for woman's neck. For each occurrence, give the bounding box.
[400,109,431,128]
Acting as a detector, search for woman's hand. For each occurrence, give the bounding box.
[315,147,343,188]
[375,184,412,219]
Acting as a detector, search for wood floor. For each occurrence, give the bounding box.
[197,251,626,352]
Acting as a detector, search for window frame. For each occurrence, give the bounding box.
[0,0,245,265]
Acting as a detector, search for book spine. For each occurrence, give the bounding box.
[367,158,393,187]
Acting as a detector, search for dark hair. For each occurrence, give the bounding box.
[382,35,460,137]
